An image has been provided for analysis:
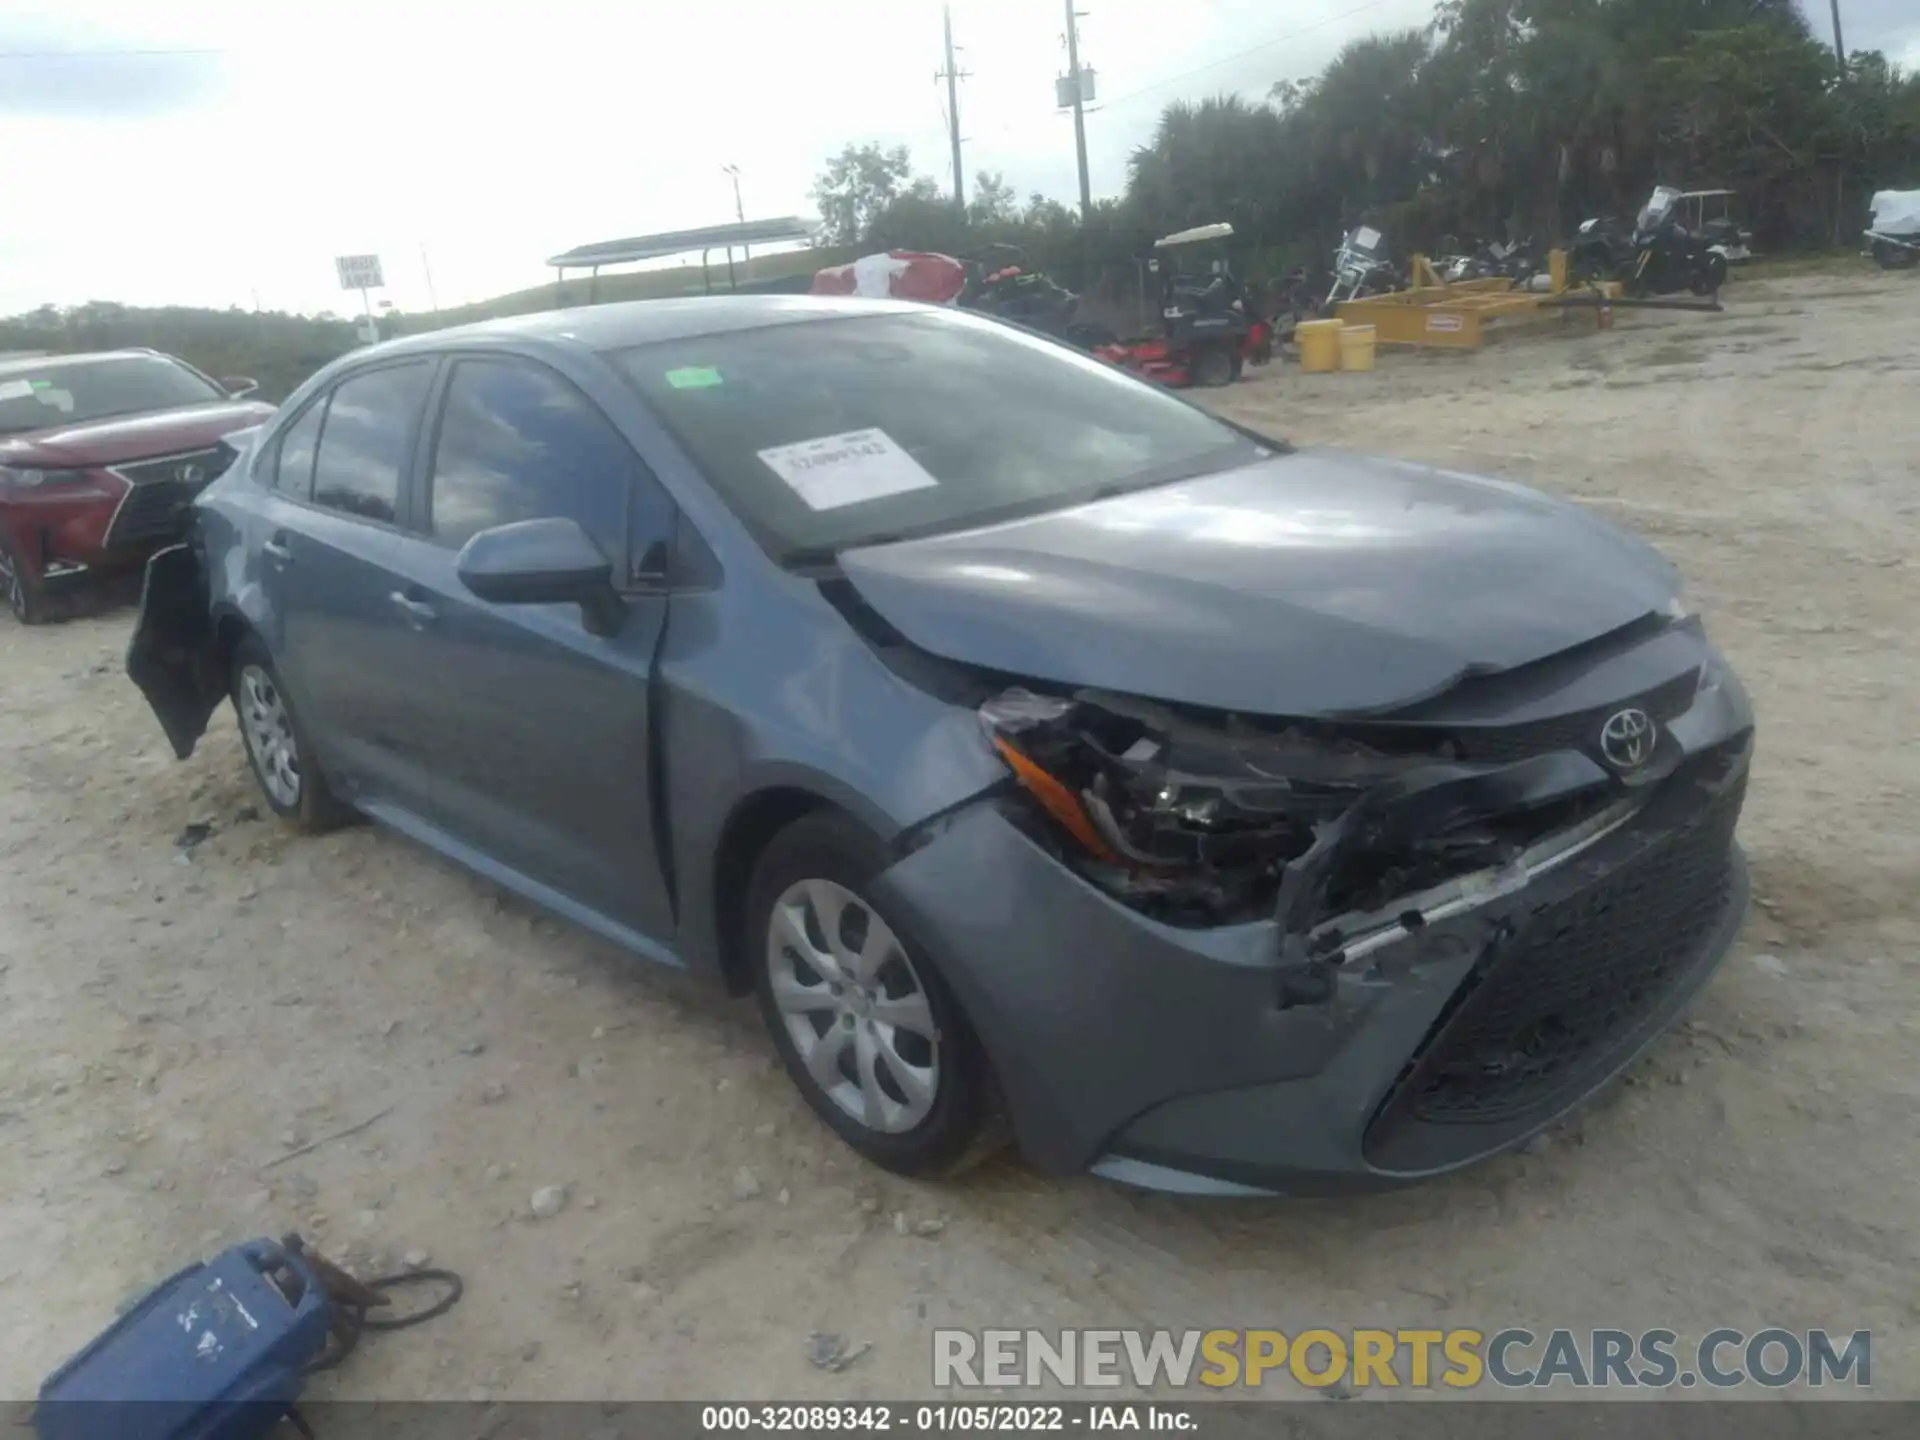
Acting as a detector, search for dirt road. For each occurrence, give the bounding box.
[2,270,1915,1403]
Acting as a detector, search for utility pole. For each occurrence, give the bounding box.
[1827,0,1846,70]
[722,164,749,261]
[1063,0,1092,224]
[419,244,439,314]
[937,6,968,215]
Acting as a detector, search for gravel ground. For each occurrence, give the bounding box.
[1,269,1915,1403]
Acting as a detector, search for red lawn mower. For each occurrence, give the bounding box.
[1096,224,1273,389]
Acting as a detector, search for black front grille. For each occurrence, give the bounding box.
[1370,763,1746,1143]
[1444,668,1701,764]
[106,449,224,550]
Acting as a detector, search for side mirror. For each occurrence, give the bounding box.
[456,517,624,636]
[222,376,261,400]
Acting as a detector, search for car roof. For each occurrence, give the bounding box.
[375,294,926,360]
[0,348,171,376]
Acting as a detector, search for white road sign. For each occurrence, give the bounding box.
[335,254,385,290]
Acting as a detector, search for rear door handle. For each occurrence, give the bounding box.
[390,590,438,625]
[262,536,293,564]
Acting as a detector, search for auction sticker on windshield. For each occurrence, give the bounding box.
[757,428,938,511]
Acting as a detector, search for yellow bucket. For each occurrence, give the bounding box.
[1296,319,1343,374]
[1339,323,1378,372]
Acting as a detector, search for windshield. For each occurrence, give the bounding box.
[615,310,1263,559]
[1341,226,1385,258]
[1637,187,1680,231]
[0,354,224,436]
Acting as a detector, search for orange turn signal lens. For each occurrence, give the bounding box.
[990,735,1118,862]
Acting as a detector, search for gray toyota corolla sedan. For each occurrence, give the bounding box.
[128,296,1753,1195]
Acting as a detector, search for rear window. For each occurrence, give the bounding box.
[613,310,1257,560]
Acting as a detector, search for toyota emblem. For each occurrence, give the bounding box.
[1598,707,1657,770]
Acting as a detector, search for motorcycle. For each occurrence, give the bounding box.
[1325,225,1399,307]
[1569,187,1726,297]
[1434,236,1538,286]
[1865,189,1919,270]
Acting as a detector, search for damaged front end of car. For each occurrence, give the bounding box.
[900,662,1752,1189]
[977,684,1637,998]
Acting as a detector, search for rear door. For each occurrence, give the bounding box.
[383,354,678,942]
[257,358,439,808]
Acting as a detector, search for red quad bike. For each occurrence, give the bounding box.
[1096,224,1272,389]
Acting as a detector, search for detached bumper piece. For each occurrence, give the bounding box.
[125,544,225,761]
[1363,748,1748,1172]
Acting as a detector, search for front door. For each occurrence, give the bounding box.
[384,355,677,944]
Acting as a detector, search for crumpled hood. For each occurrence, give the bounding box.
[0,399,276,468]
[835,448,1681,716]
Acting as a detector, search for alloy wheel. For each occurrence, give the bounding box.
[238,664,302,808]
[765,879,940,1135]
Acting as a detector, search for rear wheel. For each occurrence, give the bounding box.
[1873,241,1916,270]
[748,812,992,1177]
[1690,253,1728,297]
[0,538,46,625]
[230,637,352,832]
[1190,344,1236,388]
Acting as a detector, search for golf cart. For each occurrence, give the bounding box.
[1097,223,1272,388]
[1674,189,1754,265]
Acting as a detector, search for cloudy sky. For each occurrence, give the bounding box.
[2,0,1914,318]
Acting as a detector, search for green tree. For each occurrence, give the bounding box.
[967,171,1019,229]
[809,143,915,246]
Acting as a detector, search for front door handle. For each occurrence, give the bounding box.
[262,535,293,564]
[390,591,438,625]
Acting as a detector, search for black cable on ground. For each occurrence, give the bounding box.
[305,1268,465,1373]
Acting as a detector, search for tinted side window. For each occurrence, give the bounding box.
[272,398,326,499]
[426,359,634,561]
[310,362,431,524]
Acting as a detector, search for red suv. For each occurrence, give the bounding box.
[0,349,275,623]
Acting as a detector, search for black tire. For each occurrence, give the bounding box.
[1873,241,1916,271]
[229,636,353,832]
[0,537,46,625]
[1190,344,1236,389]
[1690,253,1728,297]
[747,811,992,1177]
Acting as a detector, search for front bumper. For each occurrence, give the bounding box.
[873,661,1754,1196]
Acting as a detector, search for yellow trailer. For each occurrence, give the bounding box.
[1335,252,1623,350]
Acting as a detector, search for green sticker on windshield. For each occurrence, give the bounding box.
[664,366,723,389]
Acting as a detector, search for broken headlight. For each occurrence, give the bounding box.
[978,687,1432,925]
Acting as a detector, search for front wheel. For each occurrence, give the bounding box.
[0,538,46,625]
[748,812,992,1177]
